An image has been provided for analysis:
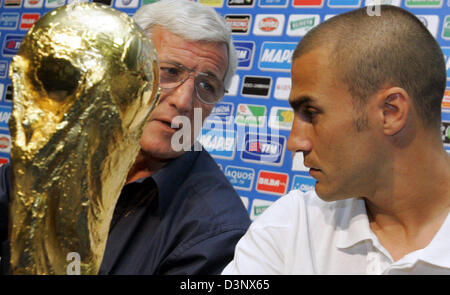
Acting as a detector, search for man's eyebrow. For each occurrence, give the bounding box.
[289,96,314,110]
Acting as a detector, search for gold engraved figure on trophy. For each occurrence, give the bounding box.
[8,3,160,274]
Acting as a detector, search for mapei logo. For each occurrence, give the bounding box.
[0,107,11,130]
[258,42,297,72]
[0,13,19,30]
[198,128,236,160]
[234,41,255,70]
[442,47,450,81]
[256,170,289,195]
[225,165,255,191]
[291,175,316,192]
[241,133,286,166]
[327,0,361,7]
[2,35,24,57]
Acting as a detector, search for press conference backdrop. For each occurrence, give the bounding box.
[0,0,449,220]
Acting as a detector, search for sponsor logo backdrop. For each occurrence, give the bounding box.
[1,0,449,219]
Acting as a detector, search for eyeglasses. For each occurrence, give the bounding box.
[159,61,226,105]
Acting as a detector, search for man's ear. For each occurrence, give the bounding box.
[376,87,410,136]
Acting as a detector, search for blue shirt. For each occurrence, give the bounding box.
[0,149,251,274]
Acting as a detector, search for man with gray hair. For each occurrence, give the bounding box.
[97,0,250,274]
[0,0,250,274]
[223,5,450,275]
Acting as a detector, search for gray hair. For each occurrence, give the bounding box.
[133,0,237,91]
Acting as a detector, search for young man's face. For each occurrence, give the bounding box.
[139,26,228,162]
[288,48,383,202]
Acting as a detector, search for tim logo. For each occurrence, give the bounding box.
[3,35,24,57]
[241,133,286,166]
[234,41,255,70]
[258,42,296,72]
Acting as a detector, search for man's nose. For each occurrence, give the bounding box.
[287,116,312,154]
[166,75,196,114]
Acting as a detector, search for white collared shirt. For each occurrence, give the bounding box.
[222,190,450,275]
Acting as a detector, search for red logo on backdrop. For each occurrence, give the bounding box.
[443,89,450,110]
[256,170,288,195]
[259,17,279,32]
[20,13,40,30]
[293,0,323,6]
[0,137,9,150]
[0,158,9,165]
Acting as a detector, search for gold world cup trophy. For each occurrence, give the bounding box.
[8,3,160,274]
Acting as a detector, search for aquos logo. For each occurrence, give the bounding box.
[241,133,286,166]
[225,165,255,191]
[198,128,236,160]
[442,47,450,81]
[0,13,19,30]
[2,35,24,57]
[258,42,297,72]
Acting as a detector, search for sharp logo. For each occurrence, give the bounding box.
[225,165,255,191]
[198,129,236,160]
[2,35,24,57]
[442,47,450,81]
[0,13,19,30]
[241,133,286,166]
[291,175,316,192]
[256,170,289,195]
[258,42,297,72]
[234,41,255,69]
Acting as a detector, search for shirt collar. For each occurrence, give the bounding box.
[335,197,373,249]
[406,212,450,269]
[151,150,200,215]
